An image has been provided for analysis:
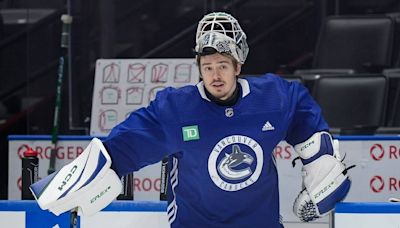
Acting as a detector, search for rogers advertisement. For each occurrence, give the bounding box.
[342,140,400,200]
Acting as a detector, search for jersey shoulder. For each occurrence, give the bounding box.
[151,85,203,120]
[247,73,307,97]
[244,73,290,88]
[244,73,294,100]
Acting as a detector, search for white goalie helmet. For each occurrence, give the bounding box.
[195,12,249,64]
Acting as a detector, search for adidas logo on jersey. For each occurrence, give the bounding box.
[262,121,275,131]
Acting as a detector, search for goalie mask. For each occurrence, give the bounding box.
[195,12,249,64]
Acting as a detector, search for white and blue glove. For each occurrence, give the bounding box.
[292,132,352,222]
[30,138,122,216]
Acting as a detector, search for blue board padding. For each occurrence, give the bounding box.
[336,202,400,214]
[334,135,400,141]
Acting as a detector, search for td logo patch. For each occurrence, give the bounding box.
[182,125,200,141]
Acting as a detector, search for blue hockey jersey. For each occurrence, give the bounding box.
[103,73,329,228]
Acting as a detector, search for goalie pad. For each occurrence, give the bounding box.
[30,138,122,216]
[293,132,351,222]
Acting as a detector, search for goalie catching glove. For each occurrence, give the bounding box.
[292,132,352,222]
[30,138,122,216]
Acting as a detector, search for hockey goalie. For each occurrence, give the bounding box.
[29,11,352,228]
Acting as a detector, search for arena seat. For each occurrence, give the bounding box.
[311,74,387,134]
[294,15,395,94]
[382,69,400,127]
[311,15,394,73]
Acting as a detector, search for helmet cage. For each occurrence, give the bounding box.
[195,12,249,64]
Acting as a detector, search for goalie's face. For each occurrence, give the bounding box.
[199,53,241,100]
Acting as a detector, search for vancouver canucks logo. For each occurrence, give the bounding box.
[218,145,254,180]
[208,135,264,192]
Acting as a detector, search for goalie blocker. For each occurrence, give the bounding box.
[30,138,122,216]
[293,131,351,222]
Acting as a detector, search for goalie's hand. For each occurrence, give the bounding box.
[292,132,352,222]
[30,138,122,216]
[292,155,352,222]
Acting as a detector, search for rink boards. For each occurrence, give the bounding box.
[1,201,400,227]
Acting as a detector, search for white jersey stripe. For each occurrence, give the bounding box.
[167,157,179,224]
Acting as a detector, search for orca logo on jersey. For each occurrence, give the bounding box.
[208,135,263,192]
[218,145,254,180]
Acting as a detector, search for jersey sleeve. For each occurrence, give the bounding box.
[102,88,179,177]
[284,80,329,146]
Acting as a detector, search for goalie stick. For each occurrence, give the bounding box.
[47,14,73,175]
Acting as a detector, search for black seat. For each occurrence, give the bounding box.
[382,69,400,127]
[312,15,394,73]
[387,12,400,68]
[312,74,387,134]
[294,15,394,95]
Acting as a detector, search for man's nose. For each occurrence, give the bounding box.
[212,68,221,79]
